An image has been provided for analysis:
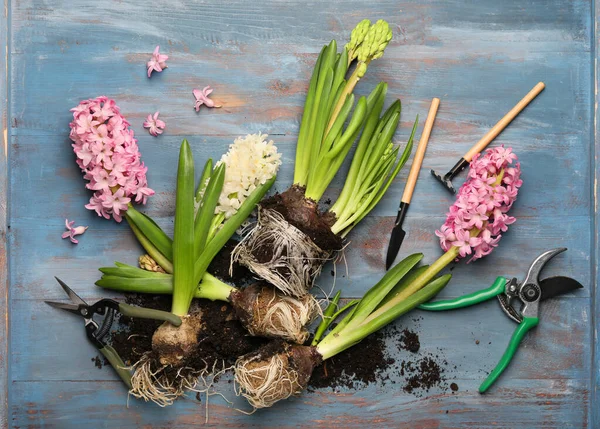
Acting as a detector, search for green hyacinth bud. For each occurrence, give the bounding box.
[371,20,393,60]
[358,20,393,63]
[356,62,368,78]
[345,19,371,60]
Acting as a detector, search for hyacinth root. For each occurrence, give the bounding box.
[234,343,320,409]
[232,208,333,297]
[128,353,201,407]
[230,284,321,344]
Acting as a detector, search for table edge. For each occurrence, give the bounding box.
[1,0,9,427]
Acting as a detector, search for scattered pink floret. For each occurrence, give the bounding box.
[147,45,168,78]
[193,86,222,111]
[62,219,88,244]
[435,146,522,263]
[143,111,166,136]
[69,96,155,222]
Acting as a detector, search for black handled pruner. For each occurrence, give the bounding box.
[45,277,181,388]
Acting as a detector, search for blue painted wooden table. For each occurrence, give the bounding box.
[1,0,598,427]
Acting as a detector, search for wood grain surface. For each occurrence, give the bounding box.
[2,0,598,427]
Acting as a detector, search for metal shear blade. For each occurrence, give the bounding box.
[54,277,88,306]
[520,248,567,288]
[539,276,583,300]
[44,301,82,315]
[45,277,91,319]
[499,248,581,322]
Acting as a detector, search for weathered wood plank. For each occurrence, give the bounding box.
[0,0,9,424]
[10,378,589,428]
[8,50,590,139]
[591,0,599,425]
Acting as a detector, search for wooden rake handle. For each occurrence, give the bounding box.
[464,82,545,162]
[402,98,440,204]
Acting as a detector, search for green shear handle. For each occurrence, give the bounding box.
[479,317,539,393]
[99,344,133,388]
[98,303,181,388]
[418,276,507,311]
[418,276,536,393]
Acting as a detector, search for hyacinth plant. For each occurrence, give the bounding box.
[70,96,154,222]
[233,146,522,409]
[233,20,417,298]
[96,135,319,405]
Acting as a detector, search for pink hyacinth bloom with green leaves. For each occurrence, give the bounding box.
[69,96,154,222]
[435,146,522,262]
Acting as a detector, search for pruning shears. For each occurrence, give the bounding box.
[419,248,583,393]
[45,277,181,388]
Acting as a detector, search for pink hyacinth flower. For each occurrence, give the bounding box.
[193,86,222,111]
[70,96,154,222]
[147,45,168,78]
[62,219,88,244]
[434,146,522,263]
[143,112,166,136]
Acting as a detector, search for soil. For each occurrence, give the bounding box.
[401,357,443,394]
[109,294,268,380]
[399,328,420,353]
[241,338,288,361]
[102,295,452,398]
[309,324,451,397]
[208,239,252,284]
[260,185,343,251]
[91,355,107,369]
[309,332,393,389]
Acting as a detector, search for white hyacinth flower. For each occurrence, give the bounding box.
[215,133,281,219]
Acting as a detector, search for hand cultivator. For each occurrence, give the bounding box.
[431,82,545,193]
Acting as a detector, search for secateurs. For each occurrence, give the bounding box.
[419,248,583,393]
[46,277,181,388]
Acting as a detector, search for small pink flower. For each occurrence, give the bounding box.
[435,224,456,251]
[62,219,88,244]
[143,112,166,136]
[147,45,168,78]
[75,114,98,135]
[193,86,222,111]
[91,99,116,122]
[73,143,94,167]
[134,186,155,204]
[90,169,118,191]
[85,194,110,219]
[101,188,131,222]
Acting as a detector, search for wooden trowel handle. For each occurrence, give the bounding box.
[402,98,440,204]
[463,82,545,162]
